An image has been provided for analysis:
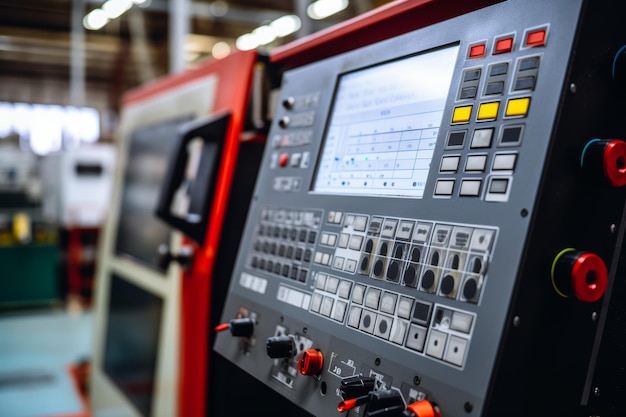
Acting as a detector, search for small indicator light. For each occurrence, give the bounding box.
[526,29,547,47]
[494,37,513,54]
[469,43,486,58]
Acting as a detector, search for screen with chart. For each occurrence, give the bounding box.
[312,45,459,198]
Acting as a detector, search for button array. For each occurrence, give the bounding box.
[438,24,546,201]
[310,270,475,368]
[247,207,323,285]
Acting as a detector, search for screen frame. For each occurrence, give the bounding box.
[310,43,461,199]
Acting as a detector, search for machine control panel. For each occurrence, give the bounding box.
[215,1,626,416]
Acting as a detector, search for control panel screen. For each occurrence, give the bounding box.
[312,44,459,198]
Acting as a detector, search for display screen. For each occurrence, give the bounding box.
[103,274,163,417]
[312,45,459,198]
[115,116,192,271]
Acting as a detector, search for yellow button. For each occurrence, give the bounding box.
[477,102,500,120]
[452,105,473,123]
[505,97,531,117]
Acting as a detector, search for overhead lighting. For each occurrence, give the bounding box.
[102,0,133,19]
[83,9,109,30]
[212,41,231,59]
[270,15,301,37]
[236,14,301,51]
[307,0,349,20]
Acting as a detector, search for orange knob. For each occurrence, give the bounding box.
[297,349,324,376]
[406,400,441,417]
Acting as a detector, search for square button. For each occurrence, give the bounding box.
[352,284,366,304]
[485,82,504,96]
[347,306,362,328]
[469,43,486,58]
[349,235,364,251]
[359,310,376,334]
[365,287,382,310]
[434,179,455,196]
[452,106,473,124]
[519,56,540,71]
[389,319,409,345]
[446,131,466,148]
[471,128,494,148]
[514,76,536,91]
[525,28,547,47]
[489,62,509,76]
[493,153,517,171]
[338,280,352,299]
[459,180,482,197]
[425,330,448,359]
[440,155,461,172]
[494,37,513,54]
[374,314,393,339]
[310,293,323,313]
[338,233,350,248]
[460,86,477,99]
[463,68,481,81]
[465,154,488,172]
[444,336,468,366]
[333,300,348,322]
[397,296,414,319]
[505,97,531,117]
[477,102,500,120]
[315,273,327,290]
[320,296,334,317]
[326,276,340,293]
[489,178,510,194]
[450,311,474,333]
[406,324,428,352]
[500,125,524,145]
[380,292,398,315]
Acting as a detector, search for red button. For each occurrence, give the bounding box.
[494,37,513,54]
[526,29,547,47]
[469,43,486,58]
[279,153,289,167]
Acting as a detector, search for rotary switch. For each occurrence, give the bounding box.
[266,335,296,358]
[214,317,254,338]
[297,349,324,376]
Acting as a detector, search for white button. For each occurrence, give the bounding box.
[354,216,368,232]
[471,128,494,148]
[321,253,331,265]
[389,319,409,345]
[320,296,334,317]
[374,314,393,339]
[444,336,468,367]
[459,179,482,196]
[397,297,413,319]
[338,233,350,248]
[328,234,338,246]
[380,292,398,314]
[344,259,357,273]
[381,219,399,238]
[425,330,448,359]
[359,310,376,334]
[315,273,327,290]
[435,179,455,196]
[465,154,488,172]
[406,324,427,352]
[344,214,356,227]
[470,229,495,252]
[440,155,461,172]
[492,153,517,170]
[300,151,310,168]
[347,306,362,328]
[333,256,345,270]
[328,211,336,223]
[326,276,340,293]
[314,251,323,263]
[365,288,381,310]
[413,223,432,242]
[310,293,323,313]
[334,211,343,224]
[352,284,366,304]
[396,221,414,240]
[321,233,330,245]
[333,300,348,322]
[349,235,364,251]
[338,280,352,299]
[450,311,473,333]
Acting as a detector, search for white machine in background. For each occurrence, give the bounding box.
[41,145,116,227]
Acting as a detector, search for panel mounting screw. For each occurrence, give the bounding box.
[413,376,421,385]
[592,312,598,321]
[594,386,600,396]
[513,316,521,327]
[570,83,577,93]
[375,357,381,366]
[610,223,617,234]
[464,401,474,413]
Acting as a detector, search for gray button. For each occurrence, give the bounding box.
[425,330,448,359]
[374,314,393,339]
[333,300,348,322]
[492,153,517,171]
[359,310,376,334]
[444,336,468,366]
[320,296,334,317]
[459,180,482,196]
[465,154,488,172]
[365,288,382,310]
[352,284,366,304]
[337,280,352,299]
[380,292,398,315]
[450,311,474,334]
[326,276,340,293]
[347,306,362,328]
[435,180,455,196]
[471,128,494,148]
[489,178,510,194]
[397,296,414,319]
[389,319,409,345]
[310,293,323,313]
[406,324,428,352]
[440,155,461,172]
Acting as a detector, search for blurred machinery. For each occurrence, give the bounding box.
[213,1,626,416]
[90,50,274,417]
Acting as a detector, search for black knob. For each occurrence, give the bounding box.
[157,244,194,270]
[365,389,405,417]
[339,375,376,400]
[266,335,295,358]
[214,317,254,337]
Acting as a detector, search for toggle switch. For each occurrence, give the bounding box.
[581,139,626,187]
[403,400,442,417]
[297,349,324,376]
[266,335,296,358]
[214,317,254,338]
[551,249,608,303]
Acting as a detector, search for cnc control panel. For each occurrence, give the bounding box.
[215,1,626,416]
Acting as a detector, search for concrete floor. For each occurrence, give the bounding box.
[0,309,92,417]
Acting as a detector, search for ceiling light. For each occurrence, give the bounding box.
[236,33,258,51]
[307,0,349,20]
[270,15,301,37]
[102,0,133,20]
[251,25,277,46]
[212,42,231,59]
[83,9,109,30]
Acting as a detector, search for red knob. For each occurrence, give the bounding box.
[406,400,441,417]
[581,139,626,187]
[297,349,324,376]
[552,249,609,303]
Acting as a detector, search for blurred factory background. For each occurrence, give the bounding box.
[0,1,390,416]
